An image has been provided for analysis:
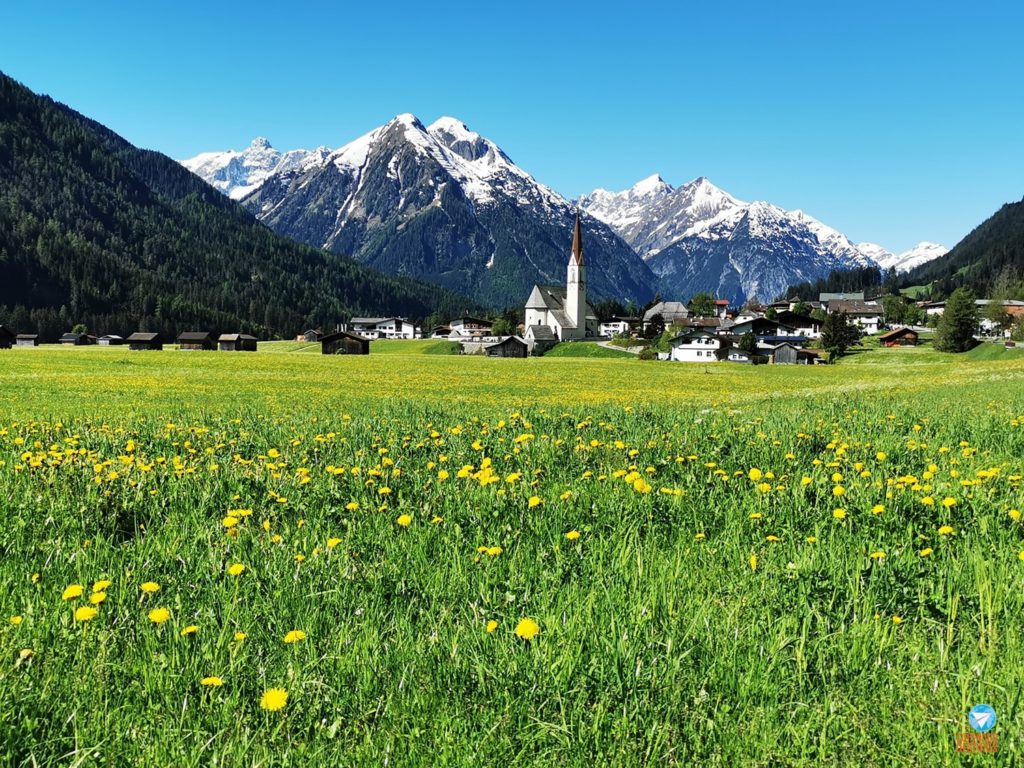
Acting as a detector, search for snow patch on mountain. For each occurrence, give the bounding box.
[181,138,330,200]
[862,241,948,272]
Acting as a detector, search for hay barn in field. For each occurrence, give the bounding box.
[320,331,370,355]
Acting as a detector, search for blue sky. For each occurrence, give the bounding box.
[3,0,1022,253]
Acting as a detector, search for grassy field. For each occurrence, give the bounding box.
[544,342,636,358]
[2,345,1023,766]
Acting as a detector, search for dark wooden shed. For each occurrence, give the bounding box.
[878,327,919,347]
[15,334,38,347]
[177,331,216,350]
[321,331,370,355]
[59,332,93,346]
[126,332,163,351]
[218,333,258,352]
[300,329,323,342]
[0,325,15,349]
[484,336,528,358]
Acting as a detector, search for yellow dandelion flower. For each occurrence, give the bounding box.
[566,530,581,541]
[89,592,106,605]
[766,535,781,542]
[260,687,288,712]
[346,502,360,511]
[222,516,239,528]
[749,553,758,571]
[1019,551,1024,561]
[938,525,955,536]
[283,630,306,644]
[749,512,763,520]
[801,476,812,486]
[201,676,224,687]
[748,468,763,482]
[74,606,98,622]
[148,607,170,624]
[921,496,934,506]
[62,584,84,601]
[514,617,540,640]
[486,620,498,633]
[528,496,543,508]
[833,508,847,519]
[806,536,818,543]
[1010,509,1021,521]
[396,514,412,527]
[694,532,706,541]
[234,632,247,642]
[876,452,887,461]
[181,625,199,637]
[10,615,22,626]
[869,551,886,560]
[140,581,160,594]
[327,538,342,549]
[227,563,246,576]
[892,616,903,625]
[430,516,444,525]
[941,497,956,508]
[18,648,33,661]
[919,548,933,557]
[92,579,111,592]
[871,504,885,515]
[486,546,503,557]
[832,485,845,497]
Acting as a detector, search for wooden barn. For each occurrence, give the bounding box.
[59,332,93,346]
[218,333,258,352]
[0,325,14,349]
[770,342,818,365]
[97,335,125,346]
[484,336,529,358]
[177,331,216,350]
[300,329,323,342]
[16,334,39,347]
[878,327,919,347]
[321,331,370,355]
[126,332,163,351]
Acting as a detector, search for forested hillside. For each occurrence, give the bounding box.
[0,73,473,339]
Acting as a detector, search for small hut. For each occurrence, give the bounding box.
[15,334,39,347]
[321,331,370,355]
[218,333,258,352]
[300,329,323,342]
[484,336,528,358]
[0,325,15,349]
[177,331,216,351]
[98,335,125,346]
[126,332,163,351]
[878,327,919,347]
[59,332,93,346]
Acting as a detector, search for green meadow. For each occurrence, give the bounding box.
[2,344,1022,766]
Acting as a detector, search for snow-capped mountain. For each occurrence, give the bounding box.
[202,116,657,307]
[181,138,330,200]
[581,176,875,303]
[857,241,948,273]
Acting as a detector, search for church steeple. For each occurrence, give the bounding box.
[570,210,584,265]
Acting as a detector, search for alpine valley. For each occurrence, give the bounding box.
[183,120,947,307]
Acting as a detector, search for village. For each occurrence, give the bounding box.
[2,214,1021,363]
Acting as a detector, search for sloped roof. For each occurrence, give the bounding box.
[643,301,690,323]
[878,327,918,341]
[525,325,557,341]
[218,333,258,342]
[570,211,584,265]
[828,300,880,315]
[127,332,160,342]
[177,331,214,342]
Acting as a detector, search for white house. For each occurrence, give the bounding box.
[448,316,493,339]
[348,317,417,339]
[825,300,882,334]
[524,213,597,343]
[668,329,730,363]
[599,317,639,337]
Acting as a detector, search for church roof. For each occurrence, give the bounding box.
[526,325,557,341]
[571,211,584,266]
[525,283,597,324]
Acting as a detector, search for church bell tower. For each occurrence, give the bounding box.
[565,211,587,337]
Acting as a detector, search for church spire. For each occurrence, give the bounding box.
[570,210,584,265]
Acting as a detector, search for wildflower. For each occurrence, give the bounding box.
[201,676,224,687]
[486,620,498,633]
[833,508,847,520]
[227,563,246,576]
[806,536,818,543]
[140,581,160,594]
[234,632,247,642]
[514,617,540,640]
[801,476,812,486]
[346,502,359,511]
[284,630,306,644]
[528,496,542,508]
[74,606,98,622]
[869,551,886,560]
[148,607,170,624]
[876,452,887,461]
[1010,509,1021,521]
[90,592,106,605]
[92,579,111,592]
[766,535,781,542]
[62,584,84,601]
[396,514,412,527]
[327,538,342,549]
[260,687,288,712]
[293,554,305,563]
[748,468,763,482]
[222,516,239,528]
[919,548,933,557]
[941,497,957,508]
[18,648,33,661]
[566,530,581,541]
[181,625,199,637]
[938,525,955,536]
[430,516,444,525]
[10,615,22,626]
[921,496,935,506]
[892,616,903,625]
[871,504,885,515]
[486,546,503,557]
[694,532,706,541]
[832,485,845,497]
[749,512,763,520]
[749,553,758,571]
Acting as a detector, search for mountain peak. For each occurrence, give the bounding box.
[249,137,273,150]
[631,174,671,195]
[391,113,425,130]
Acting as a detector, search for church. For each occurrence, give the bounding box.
[524,212,598,345]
